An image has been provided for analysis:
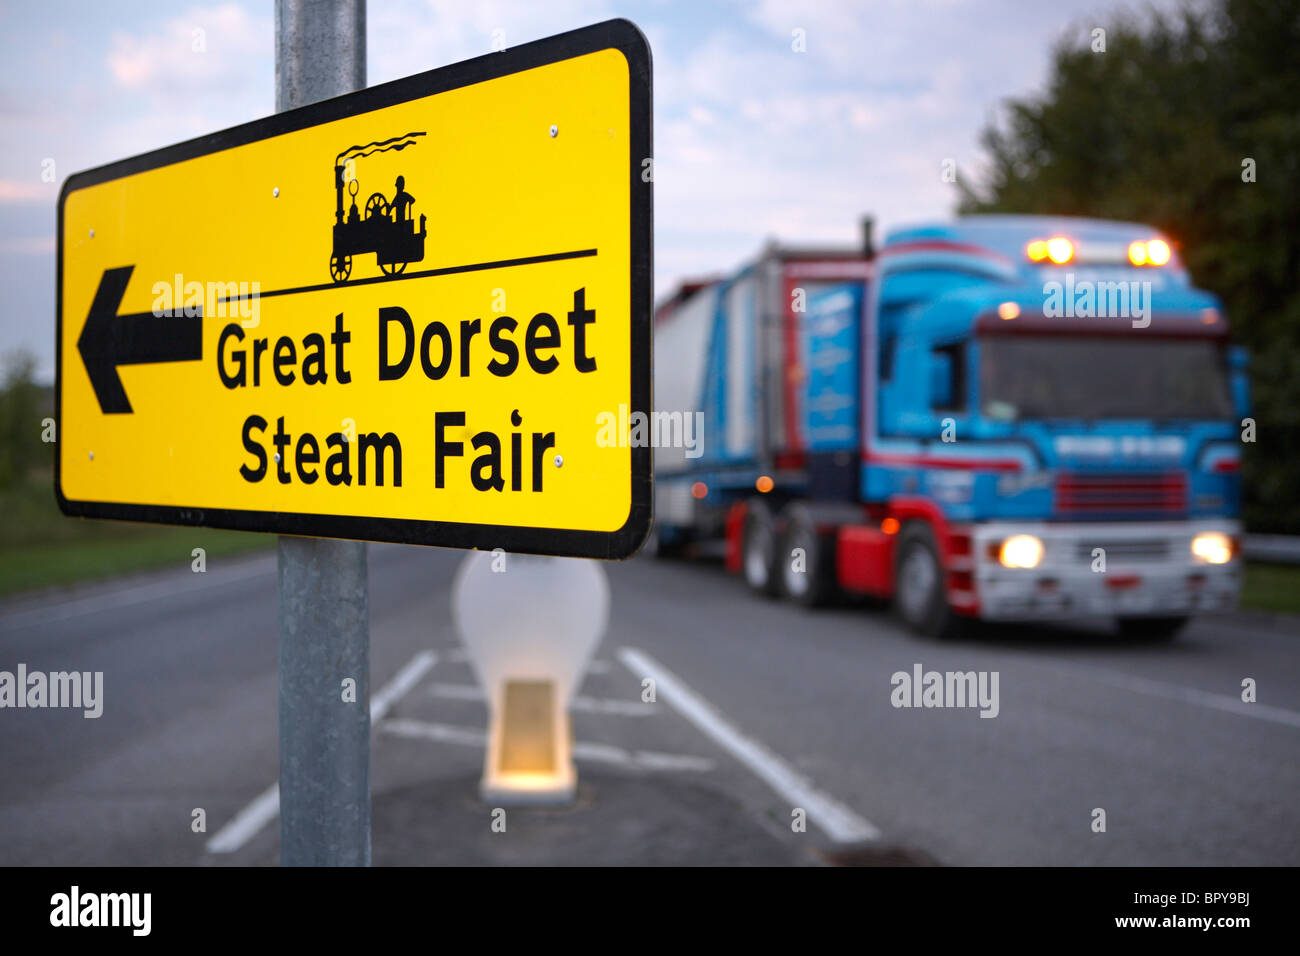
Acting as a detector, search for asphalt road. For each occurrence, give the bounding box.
[1,542,1297,865]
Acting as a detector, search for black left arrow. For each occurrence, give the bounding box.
[77,265,203,414]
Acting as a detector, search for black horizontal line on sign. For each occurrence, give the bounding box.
[215,247,599,304]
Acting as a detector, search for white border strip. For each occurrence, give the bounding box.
[617,647,880,843]
[427,682,656,716]
[1059,663,1300,730]
[372,651,438,722]
[381,717,714,772]
[2,557,275,631]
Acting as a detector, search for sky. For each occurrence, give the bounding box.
[0,0,1168,382]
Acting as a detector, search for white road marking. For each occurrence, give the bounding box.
[381,717,715,772]
[625,750,716,773]
[1055,662,1300,730]
[427,682,657,716]
[617,647,881,844]
[205,650,437,855]
[382,717,484,748]
[203,782,280,856]
[372,652,439,721]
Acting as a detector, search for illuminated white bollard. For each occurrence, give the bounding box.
[452,551,609,805]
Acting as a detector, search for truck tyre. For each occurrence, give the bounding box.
[1116,615,1189,641]
[894,522,961,638]
[741,498,780,597]
[779,503,837,607]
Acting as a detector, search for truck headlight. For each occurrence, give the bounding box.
[999,534,1044,569]
[1191,532,1233,565]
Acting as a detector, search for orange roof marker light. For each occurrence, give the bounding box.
[1128,238,1171,266]
[1146,238,1171,265]
[755,475,774,493]
[1046,237,1074,264]
[691,481,708,499]
[997,301,1020,320]
[1025,239,1049,262]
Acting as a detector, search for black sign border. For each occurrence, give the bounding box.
[56,18,653,561]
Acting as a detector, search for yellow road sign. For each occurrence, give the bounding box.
[57,20,652,559]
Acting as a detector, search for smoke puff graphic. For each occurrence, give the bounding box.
[336,131,427,164]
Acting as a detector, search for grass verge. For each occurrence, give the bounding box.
[1240,561,1300,616]
[0,471,272,597]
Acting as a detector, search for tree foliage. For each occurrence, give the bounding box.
[0,351,51,488]
[960,0,1300,531]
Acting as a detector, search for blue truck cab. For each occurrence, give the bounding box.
[651,215,1248,639]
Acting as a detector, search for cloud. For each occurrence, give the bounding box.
[106,3,269,95]
[645,20,987,290]
[0,180,58,204]
[0,236,55,254]
[367,0,616,85]
[0,0,1180,379]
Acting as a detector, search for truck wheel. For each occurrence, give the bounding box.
[742,499,780,597]
[894,523,960,638]
[779,503,836,607]
[1116,616,1189,641]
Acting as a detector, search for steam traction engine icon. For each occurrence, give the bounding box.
[329,131,428,283]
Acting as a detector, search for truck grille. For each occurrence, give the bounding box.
[1054,472,1187,516]
[1074,539,1171,563]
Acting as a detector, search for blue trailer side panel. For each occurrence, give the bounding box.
[801,283,861,453]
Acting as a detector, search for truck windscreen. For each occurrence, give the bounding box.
[979,335,1234,421]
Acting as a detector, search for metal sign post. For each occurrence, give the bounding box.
[275,0,370,867]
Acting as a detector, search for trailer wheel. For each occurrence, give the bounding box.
[742,498,780,597]
[779,503,836,607]
[1116,615,1188,641]
[894,522,961,638]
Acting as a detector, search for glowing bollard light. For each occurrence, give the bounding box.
[452,551,609,806]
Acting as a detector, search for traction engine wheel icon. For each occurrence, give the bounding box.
[330,252,352,284]
[328,133,429,284]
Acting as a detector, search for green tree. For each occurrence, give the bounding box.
[960,0,1300,531]
[0,350,49,488]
